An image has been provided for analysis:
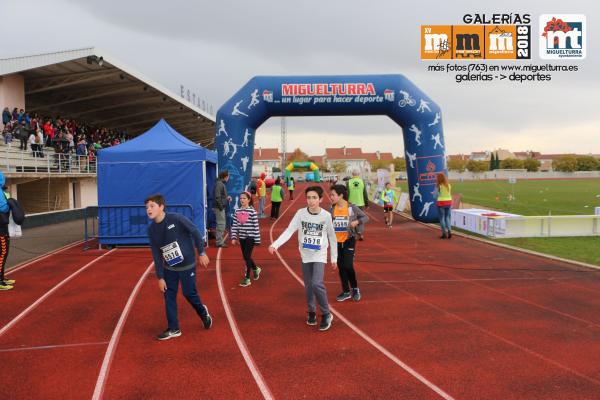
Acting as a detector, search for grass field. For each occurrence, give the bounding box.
[397,179,600,216]
[395,179,600,266]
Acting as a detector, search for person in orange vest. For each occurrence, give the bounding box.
[436,173,453,239]
[329,184,368,302]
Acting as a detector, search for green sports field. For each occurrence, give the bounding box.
[396,179,600,266]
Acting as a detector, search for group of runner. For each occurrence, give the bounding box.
[145,169,451,339]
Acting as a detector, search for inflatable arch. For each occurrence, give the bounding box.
[285,161,320,184]
[215,75,447,223]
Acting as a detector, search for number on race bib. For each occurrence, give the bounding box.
[161,241,184,267]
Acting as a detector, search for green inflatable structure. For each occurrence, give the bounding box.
[285,161,321,183]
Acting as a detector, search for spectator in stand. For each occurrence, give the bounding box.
[2,126,12,145]
[66,131,74,153]
[28,130,37,157]
[17,109,26,124]
[43,119,54,147]
[30,115,38,132]
[35,128,44,158]
[2,108,10,126]
[11,108,18,121]
[16,121,28,151]
[76,136,88,170]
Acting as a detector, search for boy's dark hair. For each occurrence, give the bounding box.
[305,185,323,198]
[144,193,165,206]
[330,184,347,200]
[218,170,229,180]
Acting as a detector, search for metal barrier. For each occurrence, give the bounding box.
[2,146,96,174]
[490,215,600,238]
[84,204,194,248]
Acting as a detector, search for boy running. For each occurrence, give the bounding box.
[269,186,337,331]
[330,184,368,302]
[146,194,212,341]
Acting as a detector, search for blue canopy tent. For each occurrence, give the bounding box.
[97,119,217,245]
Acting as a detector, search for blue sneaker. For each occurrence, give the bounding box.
[306,312,317,326]
[336,292,351,302]
[319,313,333,331]
[201,305,212,329]
[157,329,181,341]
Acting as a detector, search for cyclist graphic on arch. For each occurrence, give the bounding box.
[398,90,416,107]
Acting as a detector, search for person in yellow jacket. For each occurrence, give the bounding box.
[288,177,295,200]
[380,182,399,228]
[270,177,284,220]
[436,173,452,239]
[257,172,267,218]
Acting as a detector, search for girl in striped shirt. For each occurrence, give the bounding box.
[231,191,262,287]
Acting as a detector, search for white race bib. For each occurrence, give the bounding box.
[161,241,184,267]
[333,215,349,233]
[302,233,322,251]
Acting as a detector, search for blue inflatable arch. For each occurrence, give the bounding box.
[215,75,447,223]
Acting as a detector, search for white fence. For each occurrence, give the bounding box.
[449,170,600,181]
[489,215,600,238]
[451,208,600,238]
[2,148,96,174]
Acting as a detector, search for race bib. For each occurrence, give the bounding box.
[333,216,349,232]
[302,234,322,251]
[161,241,184,267]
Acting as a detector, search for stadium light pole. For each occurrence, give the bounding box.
[281,117,287,175]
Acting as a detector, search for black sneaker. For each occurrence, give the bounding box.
[352,288,361,302]
[157,328,181,341]
[319,313,333,331]
[447,231,452,239]
[306,312,317,326]
[201,305,212,329]
[336,292,351,302]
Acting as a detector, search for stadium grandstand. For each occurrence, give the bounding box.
[0,47,215,213]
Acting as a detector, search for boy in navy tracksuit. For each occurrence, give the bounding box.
[146,193,212,340]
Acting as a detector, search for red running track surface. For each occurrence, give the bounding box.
[1,183,600,399]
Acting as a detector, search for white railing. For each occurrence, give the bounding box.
[2,146,96,174]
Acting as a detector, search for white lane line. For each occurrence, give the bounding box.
[0,248,117,339]
[6,239,86,275]
[269,189,455,400]
[324,277,574,284]
[92,262,153,400]
[216,237,274,400]
[0,341,109,353]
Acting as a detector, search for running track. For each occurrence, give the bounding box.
[2,185,600,399]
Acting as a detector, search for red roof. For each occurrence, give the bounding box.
[325,147,364,160]
[309,155,324,165]
[253,148,280,161]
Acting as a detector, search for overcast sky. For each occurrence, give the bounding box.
[1,0,597,157]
